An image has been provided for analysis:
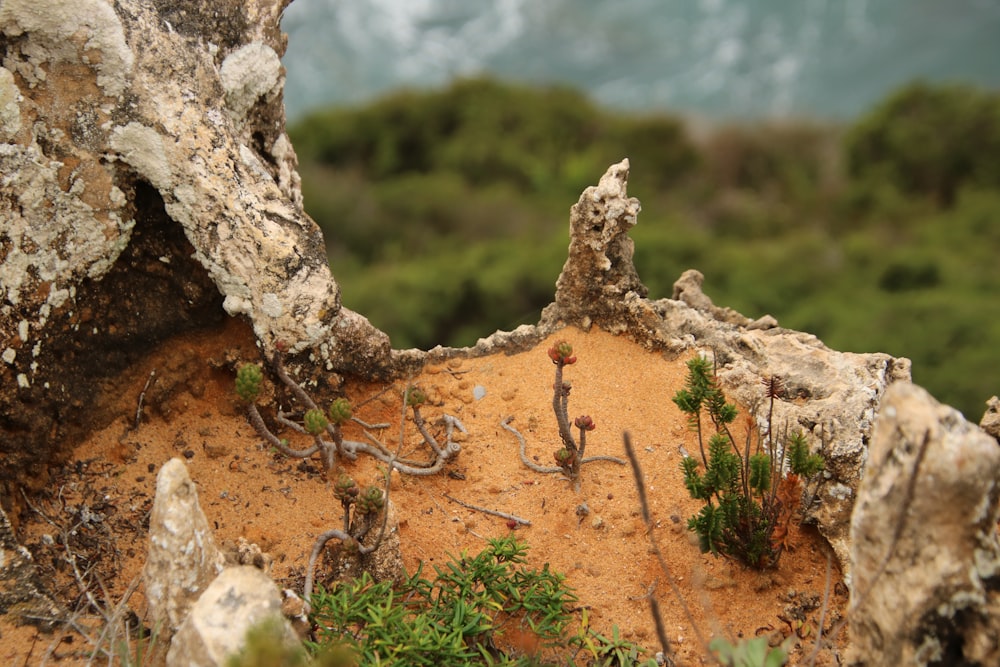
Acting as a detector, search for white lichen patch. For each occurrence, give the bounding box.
[0,141,133,307]
[826,482,853,500]
[0,66,22,139]
[110,122,173,190]
[261,293,283,318]
[0,0,133,97]
[223,295,253,318]
[219,42,281,124]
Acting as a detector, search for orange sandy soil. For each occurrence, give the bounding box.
[2,319,848,665]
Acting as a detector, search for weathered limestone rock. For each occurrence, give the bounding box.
[848,382,1000,666]
[145,458,224,634]
[980,395,1000,442]
[544,158,647,330]
[0,0,390,513]
[535,161,910,576]
[166,565,298,667]
[0,499,62,627]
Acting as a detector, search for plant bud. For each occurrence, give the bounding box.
[547,340,577,365]
[303,408,329,435]
[235,363,263,402]
[334,474,359,502]
[357,486,384,515]
[574,415,595,431]
[406,387,427,407]
[328,397,353,425]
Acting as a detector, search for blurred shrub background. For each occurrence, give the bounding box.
[289,78,1000,420]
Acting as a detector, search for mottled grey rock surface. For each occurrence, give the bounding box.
[144,458,224,634]
[166,566,298,667]
[0,0,389,512]
[848,382,1000,666]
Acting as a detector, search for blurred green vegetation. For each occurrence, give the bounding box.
[289,78,1000,419]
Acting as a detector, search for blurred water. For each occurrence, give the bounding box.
[281,0,1000,121]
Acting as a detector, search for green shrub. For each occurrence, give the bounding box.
[709,636,789,667]
[674,358,823,569]
[845,81,1000,206]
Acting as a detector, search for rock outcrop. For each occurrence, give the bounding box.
[0,0,390,514]
[145,458,224,634]
[980,395,1000,442]
[1,1,982,662]
[144,458,303,666]
[848,382,1000,665]
[533,159,910,576]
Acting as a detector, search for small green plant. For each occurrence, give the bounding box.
[308,536,653,666]
[673,357,824,569]
[709,636,790,667]
[235,352,463,478]
[570,620,659,667]
[227,616,356,667]
[503,340,624,489]
[236,353,468,615]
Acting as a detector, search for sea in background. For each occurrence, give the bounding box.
[281,0,1000,123]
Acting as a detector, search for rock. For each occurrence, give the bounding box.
[980,395,1000,442]
[0,0,392,510]
[541,158,648,332]
[847,382,1000,666]
[671,269,751,326]
[166,565,299,667]
[0,499,63,628]
[534,161,910,577]
[144,458,224,634]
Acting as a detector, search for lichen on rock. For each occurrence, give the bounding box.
[0,0,390,513]
[848,382,1000,666]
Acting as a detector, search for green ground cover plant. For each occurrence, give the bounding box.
[306,536,656,666]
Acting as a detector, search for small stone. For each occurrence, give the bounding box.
[144,458,224,633]
[203,441,230,459]
[166,566,299,667]
[704,575,736,591]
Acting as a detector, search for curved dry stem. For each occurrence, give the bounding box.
[502,416,563,474]
[580,454,627,466]
[624,432,711,660]
[248,404,319,458]
[301,527,353,615]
